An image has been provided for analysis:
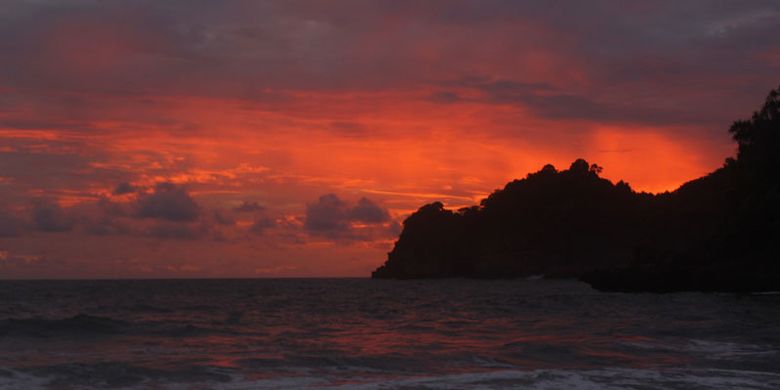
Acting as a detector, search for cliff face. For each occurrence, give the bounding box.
[372,86,780,292]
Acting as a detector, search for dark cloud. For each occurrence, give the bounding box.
[83,216,131,236]
[234,201,264,213]
[213,209,236,226]
[249,217,276,234]
[96,198,129,218]
[305,194,350,234]
[428,91,462,104]
[349,197,391,223]
[136,183,200,222]
[31,200,74,232]
[386,220,402,237]
[435,78,717,125]
[0,209,22,237]
[0,146,115,206]
[49,194,231,240]
[113,182,137,195]
[305,194,392,240]
[230,201,278,234]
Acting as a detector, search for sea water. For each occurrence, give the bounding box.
[1,278,779,389]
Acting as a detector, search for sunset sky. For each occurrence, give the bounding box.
[1,1,779,278]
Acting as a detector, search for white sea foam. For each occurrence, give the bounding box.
[0,369,49,390]
[687,339,778,359]
[621,338,779,360]
[205,368,780,390]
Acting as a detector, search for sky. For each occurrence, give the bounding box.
[1,0,779,278]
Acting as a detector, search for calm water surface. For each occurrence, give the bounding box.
[1,279,779,389]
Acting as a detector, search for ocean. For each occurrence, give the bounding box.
[0,278,779,389]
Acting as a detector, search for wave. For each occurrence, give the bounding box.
[341,368,780,390]
[0,362,234,389]
[4,366,779,389]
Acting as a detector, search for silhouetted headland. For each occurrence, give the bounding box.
[372,86,780,293]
